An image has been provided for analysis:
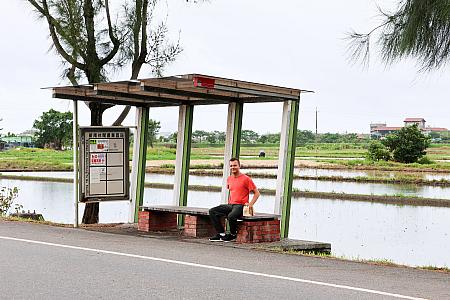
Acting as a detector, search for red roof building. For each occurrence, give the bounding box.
[371,118,447,138]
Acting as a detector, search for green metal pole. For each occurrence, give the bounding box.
[73,100,79,228]
[280,100,299,238]
[226,102,243,231]
[232,102,243,158]
[221,102,244,204]
[134,106,150,223]
[178,105,194,226]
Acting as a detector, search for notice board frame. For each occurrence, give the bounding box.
[80,126,130,202]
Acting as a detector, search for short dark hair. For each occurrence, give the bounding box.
[229,157,240,166]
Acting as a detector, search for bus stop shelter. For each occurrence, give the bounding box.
[51,74,312,238]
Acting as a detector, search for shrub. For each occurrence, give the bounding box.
[417,156,433,165]
[0,187,19,216]
[382,124,430,163]
[367,141,391,161]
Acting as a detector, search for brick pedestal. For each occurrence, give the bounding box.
[236,219,280,243]
[183,215,218,237]
[138,211,178,232]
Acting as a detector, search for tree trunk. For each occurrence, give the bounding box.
[81,102,109,224]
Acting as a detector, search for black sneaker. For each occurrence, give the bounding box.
[209,234,224,242]
[221,234,237,242]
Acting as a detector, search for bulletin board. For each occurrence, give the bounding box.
[80,127,130,201]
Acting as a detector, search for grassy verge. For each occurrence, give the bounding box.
[271,248,450,273]
[0,216,69,227]
[316,158,450,172]
[0,148,72,171]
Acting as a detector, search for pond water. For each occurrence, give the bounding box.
[4,171,450,199]
[1,178,449,268]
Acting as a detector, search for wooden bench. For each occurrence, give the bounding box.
[138,205,281,243]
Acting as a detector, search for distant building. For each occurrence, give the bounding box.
[370,126,402,139]
[0,134,35,149]
[370,123,386,133]
[404,118,426,129]
[423,127,448,134]
[370,118,448,138]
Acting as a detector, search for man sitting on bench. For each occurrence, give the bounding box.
[209,157,260,242]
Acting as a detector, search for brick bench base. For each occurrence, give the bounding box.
[184,215,220,238]
[236,219,281,243]
[138,210,280,243]
[138,211,177,232]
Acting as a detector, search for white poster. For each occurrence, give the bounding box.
[90,153,106,166]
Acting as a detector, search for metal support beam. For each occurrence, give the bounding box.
[73,100,79,228]
[221,102,243,203]
[130,106,149,223]
[173,105,194,226]
[275,99,300,239]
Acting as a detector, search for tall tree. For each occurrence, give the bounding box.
[241,130,259,144]
[347,0,450,71]
[33,109,73,150]
[27,0,181,223]
[192,130,209,143]
[147,119,161,147]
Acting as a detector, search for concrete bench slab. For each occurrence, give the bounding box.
[140,205,280,220]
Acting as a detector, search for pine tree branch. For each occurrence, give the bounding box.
[27,0,86,71]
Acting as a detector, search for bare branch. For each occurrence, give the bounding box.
[100,0,121,66]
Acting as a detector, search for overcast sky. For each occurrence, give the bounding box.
[1,0,449,135]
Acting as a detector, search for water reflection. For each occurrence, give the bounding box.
[1,178,449,268]
[4,171,450,199]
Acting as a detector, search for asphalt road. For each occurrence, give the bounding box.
[0,221,449,300]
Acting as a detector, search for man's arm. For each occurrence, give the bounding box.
[248,188,260,208]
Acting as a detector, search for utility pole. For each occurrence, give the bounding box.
[315,107,318,135]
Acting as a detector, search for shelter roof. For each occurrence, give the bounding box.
[50,74,311,107]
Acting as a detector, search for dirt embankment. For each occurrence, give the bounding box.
[146,159,326,168]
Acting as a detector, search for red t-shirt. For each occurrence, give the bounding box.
[227,174,257,205]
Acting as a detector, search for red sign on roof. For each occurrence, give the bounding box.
[193,76,215,89]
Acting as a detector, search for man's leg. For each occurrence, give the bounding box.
[209,204,232,234]
[227,204,244,235]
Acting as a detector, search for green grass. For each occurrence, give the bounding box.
[319,158,450,171]
[0,148,72,170]
[3,143,450,172]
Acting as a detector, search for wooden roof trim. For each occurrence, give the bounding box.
[51,74,308,105]
[140,82,241,102]
[182,74,301,97]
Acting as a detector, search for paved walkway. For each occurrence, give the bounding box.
[0,221,449,299]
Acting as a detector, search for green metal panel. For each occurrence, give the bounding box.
[232,102,243,158]
[280,100,299,238]
[134,107,150,223]
[178,105,194,226]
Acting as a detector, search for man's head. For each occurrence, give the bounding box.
[229,157,241,176]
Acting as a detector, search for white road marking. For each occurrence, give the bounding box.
[0,235,428,300]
